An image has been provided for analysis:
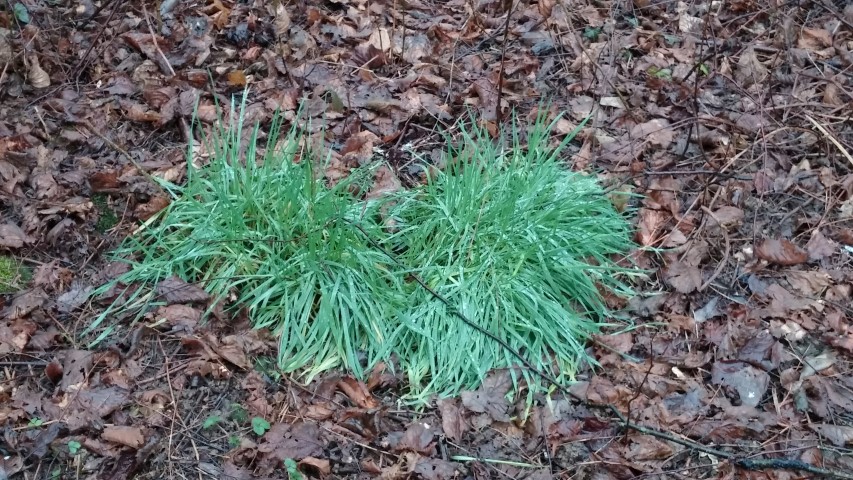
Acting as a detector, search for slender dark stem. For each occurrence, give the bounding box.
[494,0,516,126]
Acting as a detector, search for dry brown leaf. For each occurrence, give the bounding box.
[27,55,50,89]
[461,380,511,423]
[735,47,768,87]
[755,238,809,266]
[664,260,702,293]
[299,457,331,476]
[393,422,435,455]
[806,229,837,260]
[227,70,247,87]
[631,119,674,148]
[102,425,145,448]
[155,276,209,304]
[157,304,201,330]
[274,3,291,37]
[337,377,379,409]
[257,422,324,462]
[0,223,34,249]
[134,195,170,220]
[436,398,465,443]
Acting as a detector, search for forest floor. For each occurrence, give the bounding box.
[1,0,852,479]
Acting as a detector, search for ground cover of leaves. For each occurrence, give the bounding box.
[0,0,852,479]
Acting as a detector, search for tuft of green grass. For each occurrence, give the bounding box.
[381,115,637,400]
[0,255,30,293]
[92,98,405,381]
[95,97,638,402]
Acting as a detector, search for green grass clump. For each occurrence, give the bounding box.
[96,98,637,402]
[383,118,636,400]
[93,102,403,380]
[0,255,30,293]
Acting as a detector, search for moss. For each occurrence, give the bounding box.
[0,255,31,293]
[93,193,119,233]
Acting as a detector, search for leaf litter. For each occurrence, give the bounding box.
[0,0,852,479]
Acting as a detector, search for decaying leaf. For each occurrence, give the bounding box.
[755,238,809,266]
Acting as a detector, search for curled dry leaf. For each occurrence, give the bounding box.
[27,55,50,89]
[337,376,379,409]
[755,238,809,266]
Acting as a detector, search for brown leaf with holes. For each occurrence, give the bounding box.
[755,238,808,266]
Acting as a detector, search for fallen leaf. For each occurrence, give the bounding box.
[298,457,330,476]
[664,260,702,293]
[257,422,324,462]
[810,424,853,447]
[0,223,34,248]
[337,377,379,409]
[755,238,808,266]
[436,398,465,443]
[806,229,836,260]
[102,426,145,449]
[631,119,674,148]
[392,422,435,455]
[710,361,769,408]
[412,456,459,480]
[155,276,210,304]
[135,195,170,220]
[461,372,512,422]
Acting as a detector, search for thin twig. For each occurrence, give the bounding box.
[494,0,516,125]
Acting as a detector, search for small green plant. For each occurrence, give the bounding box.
[93,193,119,233]
[583,26,601,41]
[648,66,672,80]
[0,255,30,293]
[228,435,241,448]
[28,417,44,428]
[285,458,303,480]
[98,95,638,402]
[67,440,82,455]
[13,3,30,23]
[251,417,270,436]
[202,415,222,430]
[229,403,248,424]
